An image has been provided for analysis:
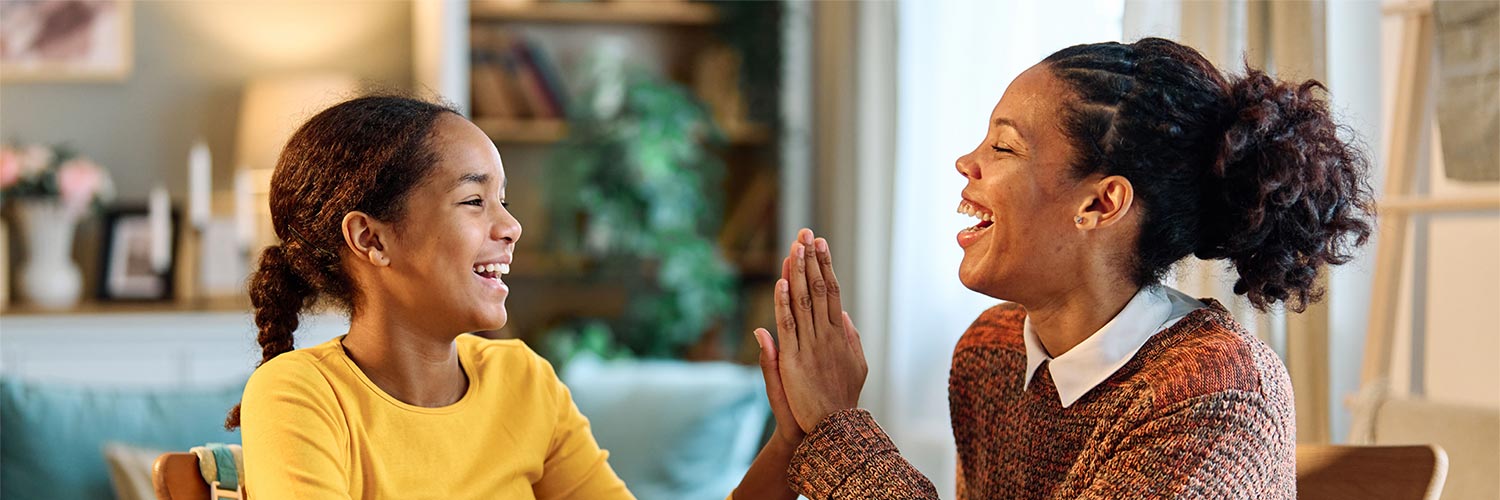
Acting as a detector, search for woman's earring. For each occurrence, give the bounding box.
[1074,216,1085,225]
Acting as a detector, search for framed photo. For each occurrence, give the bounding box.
[0,0,133,82]
[98,206,177,301]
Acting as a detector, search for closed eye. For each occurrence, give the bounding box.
[462,198,510,209]
[991,145,1014,154]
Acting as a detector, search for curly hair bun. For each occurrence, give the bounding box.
[1197,68,1376,312]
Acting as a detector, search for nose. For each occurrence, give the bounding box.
[956,152,981,180]
[493,204,522,244]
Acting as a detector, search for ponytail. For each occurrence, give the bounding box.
[224,244,315,430]
[1195,68,1375,311]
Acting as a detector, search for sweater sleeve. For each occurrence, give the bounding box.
[240,358,352,499]
[1077,391,1294,499]
[531,355,636,500]
[787,409,940,500]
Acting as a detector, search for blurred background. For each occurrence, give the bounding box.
[0,0,1495,499]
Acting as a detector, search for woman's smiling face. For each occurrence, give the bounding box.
[376,114,522,333]
[953,64,1092,301]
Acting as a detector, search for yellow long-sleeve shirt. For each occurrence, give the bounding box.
[240,333,634,499]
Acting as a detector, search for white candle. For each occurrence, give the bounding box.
[148,184,172,273]
[189,139,211,230]
[234,168,254,249]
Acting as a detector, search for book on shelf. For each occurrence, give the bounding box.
[470,28,569,121]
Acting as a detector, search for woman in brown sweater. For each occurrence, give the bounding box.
[750,38,1376,499]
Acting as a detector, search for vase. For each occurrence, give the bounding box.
[15,199,82,310]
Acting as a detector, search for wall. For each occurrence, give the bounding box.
[0,0,413,204]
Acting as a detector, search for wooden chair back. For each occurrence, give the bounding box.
[1297,444,1448,500]
[151,452,213,500]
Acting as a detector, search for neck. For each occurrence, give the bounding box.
[343,302,468,408]
[1021,278,1142,358]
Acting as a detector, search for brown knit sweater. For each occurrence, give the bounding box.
[787,299,1296,499]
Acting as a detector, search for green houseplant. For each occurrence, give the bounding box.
[543,59,739,361]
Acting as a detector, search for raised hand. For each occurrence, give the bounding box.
[757,228,867,434]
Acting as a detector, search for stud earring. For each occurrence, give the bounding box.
[1074,216,1084,224]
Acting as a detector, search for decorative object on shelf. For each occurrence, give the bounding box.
[98,201,178,301]
[544,51,737,359]
[0,0,134,82]
[0,143,114,310]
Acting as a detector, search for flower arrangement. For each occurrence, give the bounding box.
[0,143,114,215]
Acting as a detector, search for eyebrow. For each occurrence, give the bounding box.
[450,172,506,192]
[992,117,1027,142]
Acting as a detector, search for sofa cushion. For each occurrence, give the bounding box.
[561,356,769,500]
[103,441,164,500]
[0,377,244,500]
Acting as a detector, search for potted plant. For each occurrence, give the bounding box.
[544,59,738,361]
[0,143,114,310]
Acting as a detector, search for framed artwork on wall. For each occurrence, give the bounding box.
[0,0,133,82]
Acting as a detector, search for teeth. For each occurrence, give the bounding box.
[473,263,510,277]
[957,201,993,222]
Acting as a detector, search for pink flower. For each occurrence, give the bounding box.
[57,157,106,214]
[0,147,18,189]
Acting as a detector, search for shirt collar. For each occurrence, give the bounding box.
[1022,285,1204,408]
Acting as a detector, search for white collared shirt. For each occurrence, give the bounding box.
[1022,285,1206,408]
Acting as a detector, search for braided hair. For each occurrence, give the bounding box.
[1042,38,1375,312]
[224,96,458,429]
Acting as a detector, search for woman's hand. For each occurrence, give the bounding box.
[758,228,867,434]
[754,317,805,448]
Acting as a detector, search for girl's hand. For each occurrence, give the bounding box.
[770,228,867,433]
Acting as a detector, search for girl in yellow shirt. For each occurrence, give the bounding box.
[225,96,802,499]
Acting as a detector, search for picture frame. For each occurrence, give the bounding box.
[98,205,178,301]
[0,0,134,82]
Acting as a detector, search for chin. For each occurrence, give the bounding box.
[957,258,1011,301]
[470,307,508,332]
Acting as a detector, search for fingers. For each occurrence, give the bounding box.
[754,329,792,413]
[773,279,798,356]
[843,311,868,374]
[788,240,817,344]
[813,238,844,328]
[799,232,832,337]
[783,238,797,282]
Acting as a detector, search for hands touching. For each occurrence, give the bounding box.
[754,228,868,441]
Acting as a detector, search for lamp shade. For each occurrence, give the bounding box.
[235,74,360,175]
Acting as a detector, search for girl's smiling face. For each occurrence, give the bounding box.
[363,114,522,334]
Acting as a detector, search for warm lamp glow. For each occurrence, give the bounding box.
[235,74,358,175]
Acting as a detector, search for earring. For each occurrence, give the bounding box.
[1074,216,1084,224]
